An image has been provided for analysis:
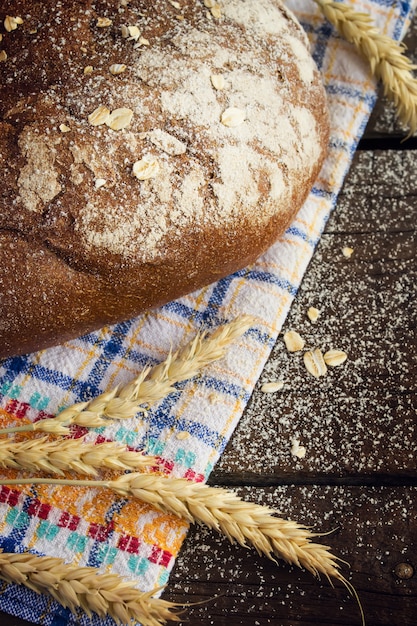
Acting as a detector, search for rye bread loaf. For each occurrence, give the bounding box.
[0,0,329,359]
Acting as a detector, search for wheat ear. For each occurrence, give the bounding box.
[0,550,181,626]
[315,0,417,135]
[0,315,254,436]
[0,475,364,623]
[118,313,255,407]
[110,474,349,581]
[0,474,344,580]
[0,437,156,476]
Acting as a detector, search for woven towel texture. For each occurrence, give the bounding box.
[0,1,415,624]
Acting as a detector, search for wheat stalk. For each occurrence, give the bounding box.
[315,0,417,135]
[0,315,254,436]
[0,437,156,476]
[0,550,181,625]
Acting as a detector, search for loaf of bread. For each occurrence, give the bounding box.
[0,0,329,359]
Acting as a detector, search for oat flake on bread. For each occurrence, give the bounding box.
[0,0,329,358]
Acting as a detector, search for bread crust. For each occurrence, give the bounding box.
[0,0,329,358]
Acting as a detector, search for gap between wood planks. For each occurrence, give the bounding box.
[358,136,417,149]
[208,473,417,487]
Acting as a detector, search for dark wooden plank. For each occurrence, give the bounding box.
[167,485,417,626]
[212,149,417,485]
[0,617,32,626]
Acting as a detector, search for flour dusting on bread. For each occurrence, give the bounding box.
[0,0,329,357]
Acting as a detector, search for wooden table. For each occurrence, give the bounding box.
[2,18,416,626]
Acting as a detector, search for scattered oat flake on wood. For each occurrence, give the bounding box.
[291,438,306,459]
[0,51,7,62]
[307,306,320,322]
[283,330,305,352]
[323,349,348,367]
[83,65,94,75]
[342,246,354,258]
[304,348,327,378]
[261,381,284,393]
[4,16,23,32]
[94,178,107,189]
[59,124,71,133]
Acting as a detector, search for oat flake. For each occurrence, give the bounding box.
[97,17,112,27]
[132,156,160,180]
[109,64,127,75]
[211,74,225,90]
[323,349,347,367]
[307,306,320,322]
[261,381,284,393]
[283,330,305,353]
[304,348,327,378]
[88,106,111,126]
[221,107,246,127]
[105,108,134,131]
[4,16,23,32]
[291,438,306,459]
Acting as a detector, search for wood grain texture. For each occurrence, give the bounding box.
[168,486,417,626]
[211,149,417,486]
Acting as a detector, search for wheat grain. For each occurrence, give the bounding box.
[0,550,181,625]
[315,0,417,135]
[0,437,156,476]
[0,315,254,436]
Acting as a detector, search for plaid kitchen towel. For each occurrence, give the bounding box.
[0,0,415,624]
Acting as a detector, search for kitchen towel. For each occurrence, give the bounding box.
[0,0,415,624]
